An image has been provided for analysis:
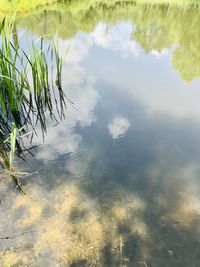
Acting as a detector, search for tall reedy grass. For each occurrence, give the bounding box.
[0,18,66,192]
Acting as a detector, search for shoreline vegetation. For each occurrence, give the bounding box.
[1,0,200,20]
[0,19,66,191]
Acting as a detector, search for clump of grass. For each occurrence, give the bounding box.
[0,18,66,190]
[0,0,56,19]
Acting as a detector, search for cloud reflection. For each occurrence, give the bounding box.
[108,116,130,139]
[91,22,140,58]
[2,14,200,267]
[33,59,99,162]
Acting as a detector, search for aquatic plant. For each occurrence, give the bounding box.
[0,18,66,189]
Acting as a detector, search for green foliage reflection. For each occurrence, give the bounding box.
[17,1,200,81]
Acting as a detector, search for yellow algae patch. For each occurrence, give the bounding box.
[54,184,81,215]
[0,250,19,266]
[0,249,30,266]
[164,196,200,228]
[62,213,105,266]
[112,204,128,221]
[110,194,148,243]
[34,216,68,257]
[33,184,107,266]
[13,195,43,227]
[1,183,149,265]
[165,206,194,228]
[127,195,146,212]
[111,202,148,240]
[130,218,148,239]
[154,194,169,209]
[111,194,146,226]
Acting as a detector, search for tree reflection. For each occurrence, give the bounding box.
[132,4,200,81]
[16,1,200,81]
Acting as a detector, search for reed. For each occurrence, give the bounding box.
[0,18,66,190]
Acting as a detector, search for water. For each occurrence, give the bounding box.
[1,2,200,266]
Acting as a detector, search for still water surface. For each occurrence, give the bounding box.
[1,2,200,267]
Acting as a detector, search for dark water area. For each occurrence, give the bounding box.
[1,2,200,266]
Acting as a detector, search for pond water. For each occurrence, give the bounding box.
[1,2,200,267]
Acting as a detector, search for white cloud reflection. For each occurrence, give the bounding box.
[150,48,169,59]
[35,82,99,162]
[91,22,140,58]
[35,22,142,162]
[57,37,92,62]
[31,20,200,163]
[32,60,99,162]
[57,22,140,64]
[55,21,200,122]
[108,116,130,139]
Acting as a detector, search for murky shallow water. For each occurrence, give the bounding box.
[1,2,200,267]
